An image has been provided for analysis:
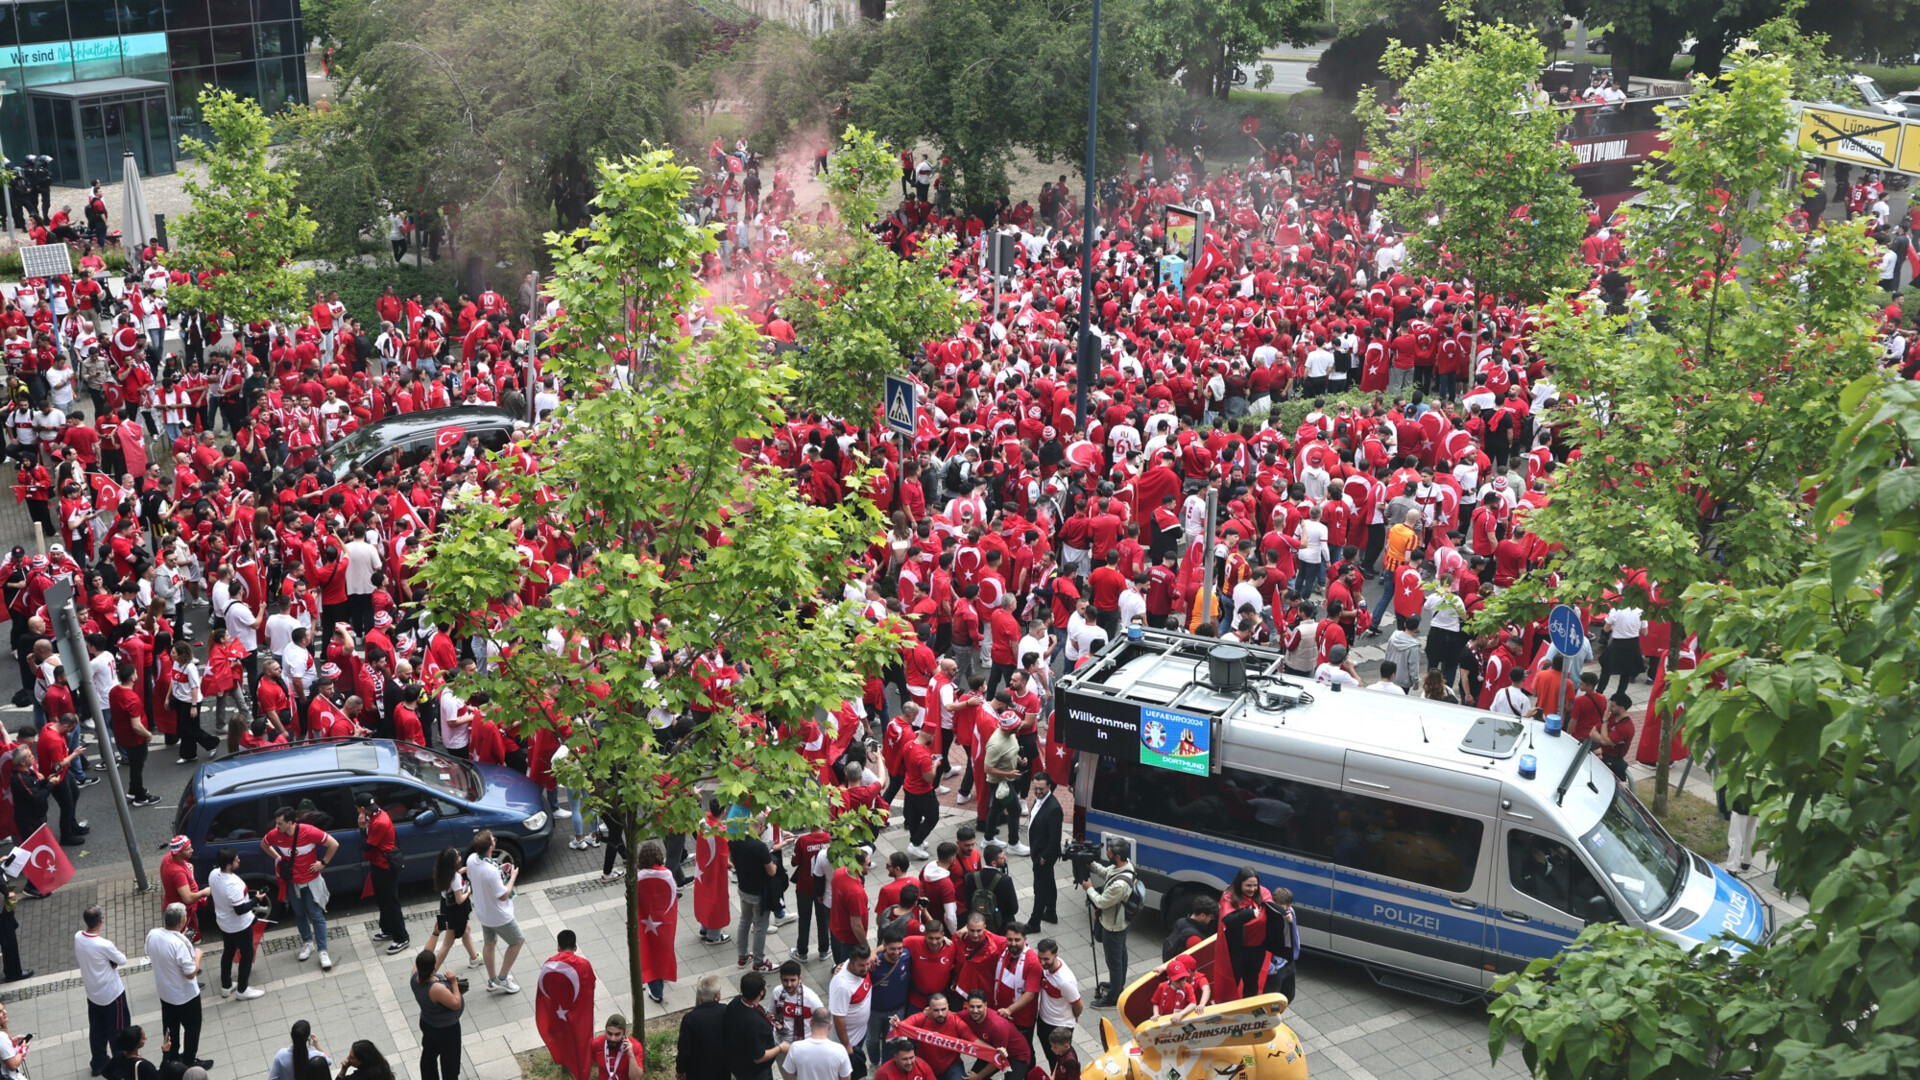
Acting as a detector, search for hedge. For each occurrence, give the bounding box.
[309,261,461,329]
[1269,386,1394,433]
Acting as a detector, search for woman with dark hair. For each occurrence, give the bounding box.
[267,1020,329,1080]
[111,1025,160,1080]
[339,1040,396,1080]
[1211,865,1274,1003]
[209,848,263,999]
[425,847,480,969]
[411,948,465,1080]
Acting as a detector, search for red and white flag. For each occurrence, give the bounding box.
[1186,239,1227,290]
[692,829,731,931]
[89,473,126,510]
[3,825,76,894]
[435,425,468,452]
[635,867,679,984]
[536,950,599,1080]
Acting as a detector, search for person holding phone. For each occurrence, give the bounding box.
[0,1000,30,1078]
[411,949,465,1080]
[209,849,265,1000]
[592,1015,645,1080]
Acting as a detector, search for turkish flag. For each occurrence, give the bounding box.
[1240,115,1260,137]
[1393,566,1426,618]
[692,828,731,930]
[536,951,599,1080]
[635,866,679,983]
[90,473,126,509]
[1274,224,1302,248]
[435,425,468,452]
[11,825,76,894]
[1186,239,1226,290]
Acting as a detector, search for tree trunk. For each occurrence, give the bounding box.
[1690,27,1728,82]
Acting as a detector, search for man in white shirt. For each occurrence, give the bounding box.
[343,526,383,631]
[828,948,873,1074]
[264,597,301,660]
[76,905,129,1077]
[227,591,260,653]
[1302,341,1335,396]
[1118,576,1149,633]
[282,626,316,698]
[440,684,472,754]
[1314,645,1361,687]
[1293,506,1331,596]
[1034,941,1083,1067]
[1368,661,1408,695]
[1602,603,1645,696]
[147,902,211,1069]
[783,1009,852,1080]
[467,835,523,992]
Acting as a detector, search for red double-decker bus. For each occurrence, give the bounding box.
[1351,92,1691,217]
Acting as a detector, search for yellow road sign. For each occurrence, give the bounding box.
[1797,105,1907,171]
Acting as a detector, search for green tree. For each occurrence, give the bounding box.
[851,0,1174,214]
[1357,3,1589,309]
[1488,373,1920,1080]
[286,0,716,267]
[409,148,900,1027]
[1137,0,1322,100]
[776,127,967,420]
[1478,54,1883,814]
[166,88,317,327]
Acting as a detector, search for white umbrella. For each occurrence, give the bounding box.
[121,150,152,253]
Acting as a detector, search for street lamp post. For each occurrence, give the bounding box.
[1074,0,1101,430]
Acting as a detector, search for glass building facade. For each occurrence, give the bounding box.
[0,0,308,186]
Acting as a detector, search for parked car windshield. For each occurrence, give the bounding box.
[398,746,479,800]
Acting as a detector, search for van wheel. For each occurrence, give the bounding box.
[1162,882,1208,927]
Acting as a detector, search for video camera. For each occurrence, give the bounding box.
[1064,840,1103,884]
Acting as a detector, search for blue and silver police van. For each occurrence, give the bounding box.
[1058,629,1769,997]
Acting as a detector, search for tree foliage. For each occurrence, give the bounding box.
[1135,0,1321,100]
[1488,373,1920,1080]
[850,0,1174,214]
[167,88,316,326]
[1479,55,1883,810]
[285,0,721,266]
[776,127,969,420]
[1357,4,1589,305]
[410,149,901,1025]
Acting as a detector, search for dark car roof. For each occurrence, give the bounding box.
[199,740,393,798]
[325,405,518,464]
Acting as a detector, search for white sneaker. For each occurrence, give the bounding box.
[297,942,313,962]
[568,837,587,851]
[1009,843,1031,856]
[773,911,796,925]
[955,792,973,805]
[220,985,234,998]
[237,987,264,1000]
[467,954,486,969]
[907,845,930,860]
[501,976,521,994]
[937,786,952,794]
[789,948,807,961]
[319,950,332,971]
[555,808,572,820]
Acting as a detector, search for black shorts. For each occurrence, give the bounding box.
[435,899,471,936]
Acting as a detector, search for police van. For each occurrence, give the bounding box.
[1057,628,1769,998]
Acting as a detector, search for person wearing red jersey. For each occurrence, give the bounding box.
[903,922,959,1009]
[261,805,342,970]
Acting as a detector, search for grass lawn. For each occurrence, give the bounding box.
[1634,777,1728,862]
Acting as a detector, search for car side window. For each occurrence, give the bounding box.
[285,788,357,834]
[1509,829,1612,921]
[206,798,265,842]
[355,782,433,824]
[479,425,511,452]
[399,438,436,469]
[434,797,467,819]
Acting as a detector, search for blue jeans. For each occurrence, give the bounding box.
[289,880,329,951]
[65,722,88,781]
[1437,372,1459,401]
[567,787,595,838]
[1370,575,1396,628]
[1051,624,1068,665]
[1293,561,1324,598]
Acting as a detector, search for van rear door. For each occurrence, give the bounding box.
[1331,752,1496,986]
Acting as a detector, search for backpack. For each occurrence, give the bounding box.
[967,868,1005,933]
[1120,869,1145,923]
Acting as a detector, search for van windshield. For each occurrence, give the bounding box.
[398,746,479,800]
[1579,785,1685,918]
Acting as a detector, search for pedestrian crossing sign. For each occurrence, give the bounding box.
[884,372,917,437]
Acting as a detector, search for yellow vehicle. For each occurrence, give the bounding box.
[1081,939,1308,1080]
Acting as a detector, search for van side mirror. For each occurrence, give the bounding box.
[1586,895,1613,924]
[412,809,438,828]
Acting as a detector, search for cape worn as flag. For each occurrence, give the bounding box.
[1186,238,1227,291]
[692,828,731,930]
[536,950,599,1080]
[635,866,679,983]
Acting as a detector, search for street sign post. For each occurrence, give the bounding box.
[883,372,917,438]
[1548,603,1587,657]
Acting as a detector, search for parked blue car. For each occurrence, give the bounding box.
[174,739,555,898]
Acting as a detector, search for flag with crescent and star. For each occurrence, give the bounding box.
[536,949,598,1080]
[1,825,75,894]
[692,823,732,930]
[635,866,679,983]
